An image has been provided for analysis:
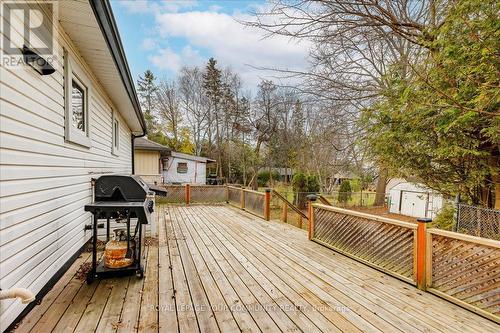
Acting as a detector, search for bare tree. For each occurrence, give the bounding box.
[155,80,182,149]
[178,66,210,155]
[243,0,440,200]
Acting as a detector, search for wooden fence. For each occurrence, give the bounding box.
[308,200,500,323]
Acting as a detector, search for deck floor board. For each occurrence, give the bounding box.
[14,204,500,333]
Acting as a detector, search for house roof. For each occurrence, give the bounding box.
[59,1,146,135]
[134,137,171,152]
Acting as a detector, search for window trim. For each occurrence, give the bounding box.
[112,110,119,156]
[177,162,188,174]
[64,48,92,148]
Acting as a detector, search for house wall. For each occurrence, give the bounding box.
[163,157,207,184]
[134,150,162,184]
[0,4,134,329]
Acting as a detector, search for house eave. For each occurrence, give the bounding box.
[88,0,146,135]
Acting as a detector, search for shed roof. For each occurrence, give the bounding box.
[171,151,216,163]
[134,137,171,152]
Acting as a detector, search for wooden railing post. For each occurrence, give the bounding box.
[307,195,317,240]
[185,183,191,205]
[416,217,432,290]
[264,189,271,221]
[240,187,245,210]
[281,202,288,223]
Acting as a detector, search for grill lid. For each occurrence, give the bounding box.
[94,175,149,202]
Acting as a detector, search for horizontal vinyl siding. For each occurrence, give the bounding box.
[0,3,134,330]
[134,150,161,176]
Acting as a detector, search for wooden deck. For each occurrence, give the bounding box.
[14,205,500,333]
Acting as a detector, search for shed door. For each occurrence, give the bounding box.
[400,191,428,218]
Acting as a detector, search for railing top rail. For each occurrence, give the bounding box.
[272,190,308,220]
[428,228,500,249]
[190,185,226,187]
[318,195,332,206]
[242,188,265,196]
[313,203,417,230]
[227,185,242,190]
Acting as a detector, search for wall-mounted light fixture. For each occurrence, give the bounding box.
[21,45,55,75]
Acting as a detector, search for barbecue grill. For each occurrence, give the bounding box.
[84,175,155,283]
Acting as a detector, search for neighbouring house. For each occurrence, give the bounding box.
[133,137,171,184]
[387,179,446,219]
[271,167,294,183]
[133,139,215,185]
[328,171,356,187]
[0,1,146,330]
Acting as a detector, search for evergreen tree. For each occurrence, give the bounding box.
[338,180,352,205]
[202,58,224,176]
[362,0,499,206]
[137,70,159,136]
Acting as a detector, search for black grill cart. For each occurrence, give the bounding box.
[84,175,154,284]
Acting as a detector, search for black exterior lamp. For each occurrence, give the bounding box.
[21,45,55,75]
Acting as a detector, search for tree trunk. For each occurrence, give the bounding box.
[375,167,388,206]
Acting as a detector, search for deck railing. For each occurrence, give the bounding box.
[310,203,417,284]
[226,186,270,220]
[159,185,271,220]
[426,229,500,322]
[190,185,226,203]
[308,198,500,324]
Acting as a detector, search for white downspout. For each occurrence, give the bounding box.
[0,288,35,304]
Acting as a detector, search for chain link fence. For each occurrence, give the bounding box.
[275,191,379,209]
[456,204,500,240]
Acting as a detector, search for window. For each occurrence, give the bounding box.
[112,111,119,155]
[71,80,85,131]
[177,162,188,174]
[64,49,91,147]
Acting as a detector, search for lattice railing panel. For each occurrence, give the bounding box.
[312,206,416,281]
[162,185,185,203]
[227,187,241,206]
[190,185,226,203]
[244,190,265,218]
[429,232,500,319]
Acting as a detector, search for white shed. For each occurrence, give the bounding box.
[388,181,445,219]
[163,152,215,184]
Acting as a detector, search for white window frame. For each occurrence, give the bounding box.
[64,48,91,148]
[112,110,120,156]
[177,162,188,174]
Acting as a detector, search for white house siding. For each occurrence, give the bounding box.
[0,5,133,330]
[163,157,207,184]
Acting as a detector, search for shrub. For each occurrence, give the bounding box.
[306,175,320,193]
[292,172,307,192]
[350,178,362,192]
[431,203,455,231]
[338,180,352,204]
[257,170,280,187]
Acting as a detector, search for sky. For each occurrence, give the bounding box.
[111,0,310,90]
